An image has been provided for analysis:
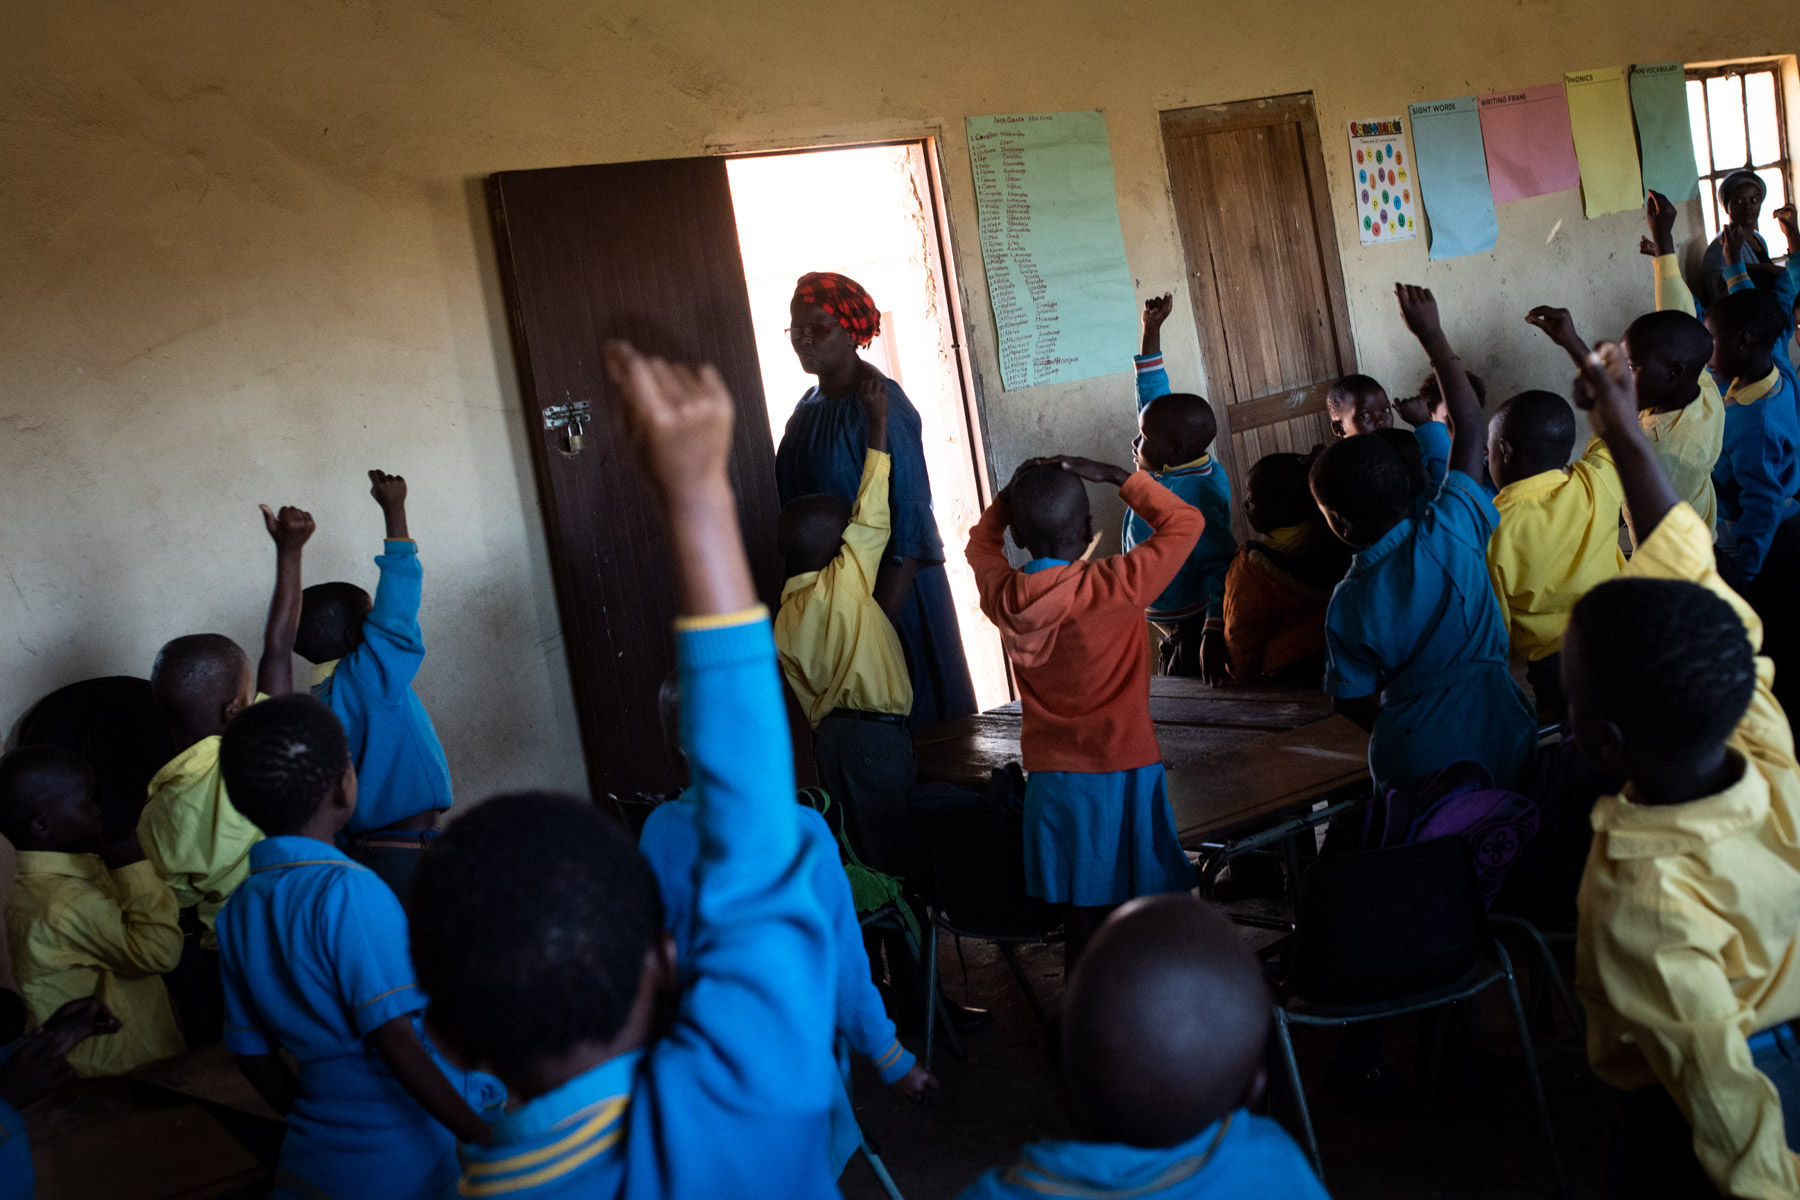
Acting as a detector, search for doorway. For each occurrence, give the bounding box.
[726,142,1010,711]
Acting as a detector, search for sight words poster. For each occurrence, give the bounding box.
[1348,117,1417,245]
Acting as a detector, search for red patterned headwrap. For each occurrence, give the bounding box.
[792,272,881,349]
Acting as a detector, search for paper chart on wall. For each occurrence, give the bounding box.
[1409,97,1499,259]
[1347,118,1417,245]
[1630,62,1701,203]
[1477,85,1581,204]
[1564,67,1645,218]
[965,112,1140,391]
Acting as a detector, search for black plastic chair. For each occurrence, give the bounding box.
[912,801,1062,1070]
[1269,836,1568,1197]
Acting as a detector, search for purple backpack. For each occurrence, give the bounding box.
[1359,762,1540,908]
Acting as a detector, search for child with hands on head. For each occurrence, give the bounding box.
[966,446,1203,968]
[412,342,843,1199]
[1129,293,1235,684]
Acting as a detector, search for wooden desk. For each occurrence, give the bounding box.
[915,677,1369,847]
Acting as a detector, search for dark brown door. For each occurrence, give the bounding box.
[488,156,783,801]
[1161,94,1357,540]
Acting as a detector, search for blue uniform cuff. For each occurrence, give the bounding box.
[350,982,427,1038]
[676,611,775,669]
[381,538,419,555]
[873,1040,916,1085]
[1134,353,1164,372]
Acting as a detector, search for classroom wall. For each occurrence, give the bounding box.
[5,1,1797,801]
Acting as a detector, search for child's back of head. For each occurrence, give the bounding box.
[1372,429,1428,497]
[1009,464,1093,561]
[1563,577,1756,776]
[150,634,253,739]
[1308,434,1411,548]
[409,792,665,1090]
[218,694,352,837]
[0,745,99,852]
[776,494,852,577]
[1136,392,1216,471]
[1062,895,1267,1146]
[296,582,373,665]
[1244,453,1315,534]
[1490,390,1576,485]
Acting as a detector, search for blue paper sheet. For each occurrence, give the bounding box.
[966,112,1140,391]
[1409,97,1499,260]
[1630,62,1701,203]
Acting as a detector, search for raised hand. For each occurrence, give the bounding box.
[260,505,315,551]
[1721,222,1748,265]
[1644,190,1678,257]
[1776,204,1799,255]
[859,375,890,454]
[1394,283,1443,340]
[1142,293,1174,330]
[1393,393,1434,427]
[368,470,407,510]
[603,341,735,496]
[1571,341,1638,440]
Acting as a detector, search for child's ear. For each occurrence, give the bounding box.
[335,761,358,816]
[220,694,249,727]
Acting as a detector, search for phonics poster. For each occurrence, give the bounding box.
[1348,117,1418,245]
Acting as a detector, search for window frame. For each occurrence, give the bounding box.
[1684,59,1792,243]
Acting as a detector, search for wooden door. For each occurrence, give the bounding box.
[488,157,784,801]
[1161,94,1357,540]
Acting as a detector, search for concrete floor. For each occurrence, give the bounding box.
[842,930,1611,1200]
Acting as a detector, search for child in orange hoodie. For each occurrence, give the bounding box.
[966,455,1204,966]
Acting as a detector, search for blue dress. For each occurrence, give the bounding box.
[776,378,977,728]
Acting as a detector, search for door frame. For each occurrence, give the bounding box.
[1159,93,1357,539]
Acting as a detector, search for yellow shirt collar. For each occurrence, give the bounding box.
[1727,368,1781,407]
[1493,467,1568,508]
[1261,522,1313,555]
[1591,752,1767,859]
[311,659,340,687]
[13,850,106,880]
[1163,452,1213,472]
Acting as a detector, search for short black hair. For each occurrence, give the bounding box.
[1142,392,1217,464]
[775,494,850,576]
[1624,310,1714,374]
[1309,434,1410,539]
[0,745,92,845]
[410,793,664,1080]
[1710,288,1788,351]
[1009,464,1090,556]
[218,694,351,836]
[1327,374,1386,406]
[1493,390,1576,470]
[1246,453,1316,530]
[1373,428,1427,496]
[1568,578,1755,754]
[296,582,371,664]
[1418,369,1488,407]
[151,634,250,723]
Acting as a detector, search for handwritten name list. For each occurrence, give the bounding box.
[966,112,1139,391]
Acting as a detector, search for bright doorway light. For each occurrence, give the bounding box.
[727,144,1010,712]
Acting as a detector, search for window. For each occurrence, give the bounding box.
[1686,61,1791,251]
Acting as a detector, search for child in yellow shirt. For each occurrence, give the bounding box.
[1,746,183,1076]
[1567,345,1800,1199]
[138,503,313,1043]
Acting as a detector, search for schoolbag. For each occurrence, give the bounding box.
[1357,761,1540,908]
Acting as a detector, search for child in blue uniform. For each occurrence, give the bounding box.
[292,469,453,897]
[1130,293,1235,682]
[215,695,493,1200]
[0,997,120,1200]
[961,895,1325,1199]
[1313,285,1536,795]
[638,677,936,1179]
[410,342,840,1199]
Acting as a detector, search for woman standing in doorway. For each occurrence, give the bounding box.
[775,271,977,729]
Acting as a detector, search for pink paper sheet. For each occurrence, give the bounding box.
[1477,85,1581,204]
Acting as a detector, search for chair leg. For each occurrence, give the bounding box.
[1497,948,1571,1199]
[859,1128,906,1200]
[1273,1007,1324,1183]
[925,921,939,1073]
[998,943,1046,1025]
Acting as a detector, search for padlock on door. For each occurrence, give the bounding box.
[542,400,593,456]
[564,420,586,454]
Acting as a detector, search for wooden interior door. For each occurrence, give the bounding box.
[488,156,784,801]
[1161,94,1357,540]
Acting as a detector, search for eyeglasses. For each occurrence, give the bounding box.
[785,321,840,343]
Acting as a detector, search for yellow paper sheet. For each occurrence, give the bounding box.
[1564,66,1644,218]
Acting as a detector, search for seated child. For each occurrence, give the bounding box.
[1221,452,1346,680]
[0,747,183,1076]
[1131,295,1236,682]
[1479,362,1626,722]
[138,504,310,1043]
[774,377,917,882]
[1564,342,1800,1199]
[410,342,841,1198]
[1314,284,1536,795]
[0,997,121,1198]
[1130,295,1231,680]
[966,453,1202,965]
[1632,191,1727,540]
[639,676,936,1179]
[1325,373,1393,440]
[960,895,1325,1198]
[215,694,489,1200]
[292,470,454,897]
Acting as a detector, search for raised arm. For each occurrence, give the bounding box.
[1057,457,1204,606]
[1136,293,1174,411]
[1525,305,1592,366]
[257,505,314,696]
[352,471,428,698]
[1572,343,1679,546]
[821,377,896,596]
[1395,284,1484,482]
